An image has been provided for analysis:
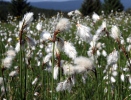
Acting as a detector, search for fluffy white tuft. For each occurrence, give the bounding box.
[6,49,16,59]
[62,63,75,75]
[22,12,33,28]
[76,23,92,43]
[0,77,4,86]
[2,57,13,69]
[74,56,95,70]
[107,49,119,66]
[36,22,42,31]
[9,70,18,77]
[92,12,100,23]
[32,77,38,85]
[111,25,121,40]
[56,18,70,32]
[63,41,77,60]
[43,53,52,64]
[15,42,20,53]
[56,82,64,92]
[40,31,51,42]
[63,79,72,92]
[120,73,125,82]
[110,76,116,83]
[53,65,59,80]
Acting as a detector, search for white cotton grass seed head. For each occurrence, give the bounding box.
[127,35,131,43]
[32,77,38,85]
[0,77,4,86]
[121,73,125,82]
[129,75,131,84]
[74,9,82,15]
[43,53,52,64]
[107,49,119,66]
[22,12,33,28]
[9,70,18,77]
[6,49,16,59]
[76,23,92,43]
[56,37,64,51]
[74,56,95,70]
[63,79,72,92]
[102,50,107,57]
[7,38,12,42]
[56,82,64,92]
[53,65,59,80]
[55,18,70,32]
[92,12,100,23]
[40,31,51,42]
[15,42,20,53]
[111,25,121,40]
[112,71,118,77]
[96,50,101,56]
[2,57,13,69]
[36,22,42,31]
[62,63,75,75]
[63,41,77,60]
[111,76,116,83]
[34,92,39,96]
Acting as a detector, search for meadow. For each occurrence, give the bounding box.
[0,11,131,100]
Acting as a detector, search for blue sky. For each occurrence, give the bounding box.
[5,0,131,10]
[5,0,75,2]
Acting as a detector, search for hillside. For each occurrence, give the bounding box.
[30,0,131,11]
[30,0,83,11]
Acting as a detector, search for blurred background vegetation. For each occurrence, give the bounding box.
[0,0,131,21]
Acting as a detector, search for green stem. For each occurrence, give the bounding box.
[1,70,8,99]
[51,42,55,100]
[23,50,27,100]
[20,48,23,99]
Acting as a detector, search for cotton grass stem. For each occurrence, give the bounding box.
[116,39,131,72]
[1,69,7,99]
[51,40,55,100]
[23,50,27,100]
[19,48,23,99]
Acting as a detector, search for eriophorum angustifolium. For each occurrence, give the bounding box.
[0,11,131,100]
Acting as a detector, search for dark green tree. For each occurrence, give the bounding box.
[94,0,102,14]
[103,0,124,15]
[10,0,32,18]
[0,1,10,21]
[80,0,102,16]
[80,0,95,16]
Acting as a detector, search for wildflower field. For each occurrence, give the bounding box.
[0,11,131,100]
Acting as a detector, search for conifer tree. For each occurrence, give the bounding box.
[94,0,101,14]
[103,0,124,14]
[10,0,32,18]
[80,0,101,16]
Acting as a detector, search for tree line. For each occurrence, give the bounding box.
[0,0,130,21]
[80,0,124,16]
[0,0,62,21]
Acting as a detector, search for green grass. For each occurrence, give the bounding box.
[0,12,131,100]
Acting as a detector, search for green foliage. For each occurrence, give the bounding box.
[103,0,124,15]
[10,0,32,19]
[0,1,66,21]
[0,1,10,21]
[126,8,131,14]
[80,0,101,16]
